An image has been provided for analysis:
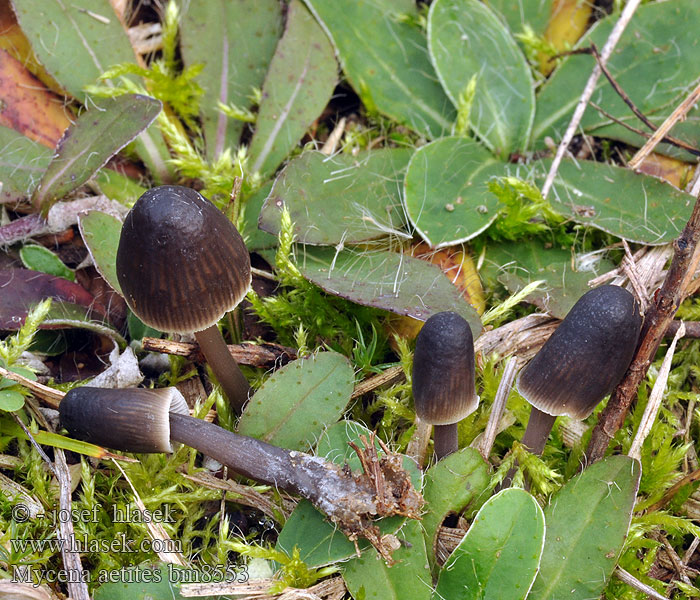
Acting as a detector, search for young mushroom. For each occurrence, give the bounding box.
[412,311,478,460]
[117,185,251,413]
[59,386,424,562]
[517,285,642,456]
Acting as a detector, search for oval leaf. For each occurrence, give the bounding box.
[304,0,455,138]
[20,245,75,281]
[237,351,355,451]
[533,158,694,245]
[528,455,641,600]
[428,0,534,156]
[404,137,507,248]
[248,0,337,177]
[294,246,482,336]
[33,95,161,212]
[481,240,614,319]
[180,0,283,159]
[343,520,431,600]
[422,447,490,569]
[533,0,700,146]
[0,390,25,412]
[260,148,413,245]
[77,210,123,294]
[435,488,545,600]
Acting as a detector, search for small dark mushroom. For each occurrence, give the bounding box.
[117,186,251,413]
[517,285,642,455]
[412,311,478,460]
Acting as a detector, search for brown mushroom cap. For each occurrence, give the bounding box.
[412,311,478,425]
[517,285,642,420]
[116,186,251,333]
[59,387,189,453]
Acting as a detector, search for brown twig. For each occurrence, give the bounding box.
[141,337,296,368]
[646,468,700,513]
[585,193,700,463]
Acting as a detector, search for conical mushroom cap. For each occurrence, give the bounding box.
[117,186,251,333]
[59,387,189,453]
[517,285,642,420]
[412,311,478,425]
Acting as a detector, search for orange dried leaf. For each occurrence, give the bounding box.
[0,49,71,148]
[637,153,693,189]
[0,0,64,95]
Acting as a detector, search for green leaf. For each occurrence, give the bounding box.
[237,351,355,451]
[127,311,161,341]
[93,169,147,206]
[33,95,161,212]
[532,0,700,146]
[276,420,421,567]
[532,158,694,245]
[428,0,534,157]
[421,447,490,569]
[243,181,277,251]
[77,210,123,294]
[260,148,413,245]
[248,0,337,177]
[343,519,431,600]
[434,488,545,600]
[180,0,283,159]
[0,390,25,412]
[276,498,360,566]
[481,240,614,319]
[529,456,641,600]
[485,0,553,36]
[11,0,136,102]
[304,0,455,138]
[0,125,53,204]
[20,245,75,281]
[295,246,482,336]
[404,137,507,248]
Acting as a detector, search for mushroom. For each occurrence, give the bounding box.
[412,311,478,460]
[117,185,251,413]
[517,285,642,456]
[58,386,424,561]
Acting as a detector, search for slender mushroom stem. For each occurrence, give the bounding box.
[194,324,250,414]
[499,408,557,490]
[169,412,314,495]
[520,407,557,456]
[433,424,458,460]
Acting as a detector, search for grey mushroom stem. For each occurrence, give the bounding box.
[194,325,250,414]
[433,424,459,461]
[519,407,557,457]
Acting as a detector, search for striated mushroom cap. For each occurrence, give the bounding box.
[116,186,251,333]
[412,311,478,425]
[517,285,642,420]
[59,387,189,453]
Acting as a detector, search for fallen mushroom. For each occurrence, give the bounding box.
[517,285,642,456]
[116,186,251,413]
[59,387,424,562]
[412,311,478,460]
